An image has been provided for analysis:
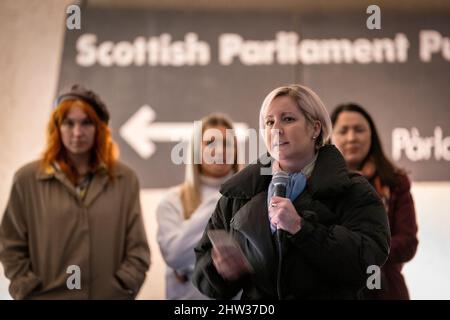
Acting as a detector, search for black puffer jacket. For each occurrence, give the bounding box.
[192,145,390,299]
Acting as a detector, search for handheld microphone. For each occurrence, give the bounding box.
[271,171,289,300]
[272,171,288,197]
[271,171,289,237]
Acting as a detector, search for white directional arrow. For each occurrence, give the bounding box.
[119,105,248,159]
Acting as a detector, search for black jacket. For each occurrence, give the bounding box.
[192,145,390,299]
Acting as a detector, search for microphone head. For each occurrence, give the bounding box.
[272,171,289,186]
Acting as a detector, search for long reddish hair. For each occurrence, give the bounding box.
[41,99,119,185]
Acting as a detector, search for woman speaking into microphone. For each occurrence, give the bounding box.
[192,84,390,299]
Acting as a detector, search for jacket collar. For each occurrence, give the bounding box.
[306,144,352,198]
[220,158,272,199]
[35,161,124,207]
[36,161,124,180]
[220,144,351,200]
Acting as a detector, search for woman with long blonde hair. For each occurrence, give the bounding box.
[156,113,240,300]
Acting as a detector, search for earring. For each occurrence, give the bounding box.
[312,136,316,140]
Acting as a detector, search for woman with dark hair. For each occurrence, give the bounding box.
[0,85,150,299]
[331,103,418,300]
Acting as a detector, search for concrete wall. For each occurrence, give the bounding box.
[0,0,74,299]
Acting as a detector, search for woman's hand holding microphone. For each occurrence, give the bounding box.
[269,196,302,235]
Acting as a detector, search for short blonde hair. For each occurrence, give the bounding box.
[259,84,332,149]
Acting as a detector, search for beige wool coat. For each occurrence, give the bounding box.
[0,160,150,299]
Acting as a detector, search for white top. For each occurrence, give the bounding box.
[156,173,232,300]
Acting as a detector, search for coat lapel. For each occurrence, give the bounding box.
[230,191,275,265]
[52,170,80,200]
[37,162,120,208]
[83,173,110,208]
[291,186,340,225]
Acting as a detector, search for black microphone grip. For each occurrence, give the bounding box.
[273,183,287,240]
[272,183,286,299]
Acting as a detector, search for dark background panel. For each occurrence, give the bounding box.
[57,8,450,187]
